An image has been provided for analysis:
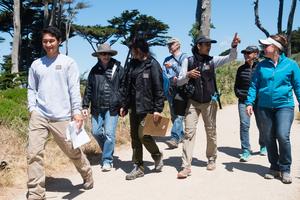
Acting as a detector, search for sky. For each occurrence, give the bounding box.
[1,0,300,75]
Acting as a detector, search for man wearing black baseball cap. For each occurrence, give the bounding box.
[176,33,240,178]
[234,45,266,163]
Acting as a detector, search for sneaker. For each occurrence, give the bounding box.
[281,172,292,184]
[165,139,178,149]
[206,160,216,171]
[177,167,192,179]
[125,165,144,180]
[154,152,164,172]
[83,172,94,190]
[259,146,267,156]
[102,163,113,172]
[264,169,281,179]
[240,149,251,162]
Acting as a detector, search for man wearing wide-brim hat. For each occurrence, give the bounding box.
[82,43,124,172]
[91,43,118,57]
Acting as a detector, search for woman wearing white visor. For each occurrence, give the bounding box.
[245,34,300,184]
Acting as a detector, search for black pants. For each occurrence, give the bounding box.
[129,110,161,167]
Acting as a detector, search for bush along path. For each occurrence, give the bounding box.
[15,104,300,200]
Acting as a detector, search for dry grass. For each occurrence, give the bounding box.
[0,114,132,198]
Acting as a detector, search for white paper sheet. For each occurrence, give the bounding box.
[66,121,91,149]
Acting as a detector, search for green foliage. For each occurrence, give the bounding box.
[107,9,169,47]
[0,56,27,90]
[291,27,300,54]
[0,0,86,72]
[0,88,28,138]
[73,24,117,51]
[216,61,241,105]
[291,52,300,65]
[189,22,216,44]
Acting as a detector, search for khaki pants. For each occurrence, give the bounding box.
[182,99,218,168]
[27,111,92,200]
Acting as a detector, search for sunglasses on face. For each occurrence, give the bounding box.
[244,52,253,55]
[99,52,111,56]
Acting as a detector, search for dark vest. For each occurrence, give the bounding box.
[188,55,216,103]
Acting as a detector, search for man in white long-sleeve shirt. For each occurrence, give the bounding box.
[177,34,240,179]
[27,26,93,200]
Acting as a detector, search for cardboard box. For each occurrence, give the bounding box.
[142,114,170,136]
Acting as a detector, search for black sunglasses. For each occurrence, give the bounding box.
[99,52,111,56]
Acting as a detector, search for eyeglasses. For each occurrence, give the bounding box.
[244,52,253,55]
[99,52,111,56]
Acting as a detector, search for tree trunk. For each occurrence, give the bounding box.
[254,0,270,37]
[277,0,284,33]
[43,0,49,27]
[11,0,21,74]
[286,0,297,57]
[49,0,58,26]
[196,0,211,37]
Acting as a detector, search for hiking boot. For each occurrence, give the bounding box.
[240,149,251,162]
[154,152,164,172]
[264,169,281,179]
[281,172,292,184]
[165,139,179,149]
[125,165,144,180]
[259,146,267,156]
[102,163,113,172]
[177,167,191,179]
[207,160,216,171]
[83,172,94,190]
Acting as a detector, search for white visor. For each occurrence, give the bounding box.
[259,37,283,50]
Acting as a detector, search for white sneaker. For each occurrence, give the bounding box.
[102,163,113,172]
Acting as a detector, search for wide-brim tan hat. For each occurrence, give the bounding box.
[92,43,118,57]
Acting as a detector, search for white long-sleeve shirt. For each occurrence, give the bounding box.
[177,48,237,86]
[27,54,81,121]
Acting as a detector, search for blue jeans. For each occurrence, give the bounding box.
[169,99,184,142]
[91,110,119,166]
[257,107,294,173]
[238,102,265,151]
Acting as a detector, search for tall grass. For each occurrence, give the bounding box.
[216,61,241,105]
[0,88,28,138]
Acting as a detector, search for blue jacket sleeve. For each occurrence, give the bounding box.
[245,64,260,106]
[291,62,300,111]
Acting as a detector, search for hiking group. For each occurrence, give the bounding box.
[26,26,300,200]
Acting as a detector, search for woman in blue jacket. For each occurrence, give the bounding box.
[246,34,300,184]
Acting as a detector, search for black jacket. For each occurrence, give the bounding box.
[121,57,164,115]
[234,62,257,102]
[188,55,216,103]
[82,58,124,116]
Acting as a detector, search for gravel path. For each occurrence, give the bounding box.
[15,104,300,200]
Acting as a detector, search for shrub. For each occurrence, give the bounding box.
[0,88,28,138]
[216,61,241,105]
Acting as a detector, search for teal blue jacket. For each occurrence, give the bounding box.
[246,54,300,109]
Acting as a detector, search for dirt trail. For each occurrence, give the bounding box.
[15,104,300,200]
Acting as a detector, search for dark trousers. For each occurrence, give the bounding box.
[129,110,161,167]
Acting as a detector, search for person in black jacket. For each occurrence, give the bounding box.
[234,45,266,162]
[176,34,240,179]
[82,43,124,172]
[120,38,164,180]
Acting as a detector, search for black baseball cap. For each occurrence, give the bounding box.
[195,35,217,44]
[241,45,259,54]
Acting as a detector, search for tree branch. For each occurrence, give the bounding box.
[286,0,297,37]
[277,0,284,33]
[254,0,270,37]
[286,0,297,56]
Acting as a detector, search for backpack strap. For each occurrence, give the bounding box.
[210,61,222,109]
